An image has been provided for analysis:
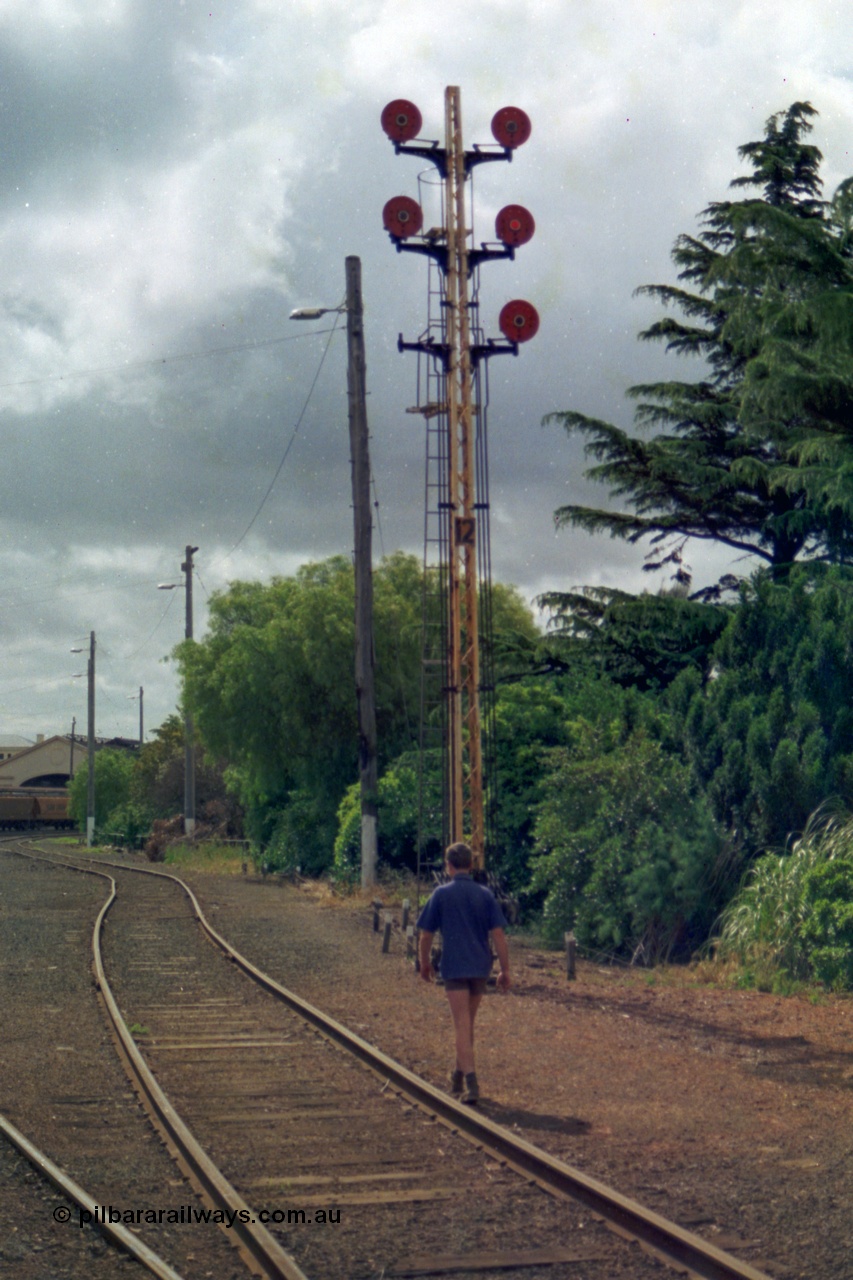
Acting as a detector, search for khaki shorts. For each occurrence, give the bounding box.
[443,977,488,995]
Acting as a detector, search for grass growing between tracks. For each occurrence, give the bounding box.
[162,840,248,876]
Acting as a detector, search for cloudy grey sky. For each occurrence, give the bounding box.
[2,0,852,741]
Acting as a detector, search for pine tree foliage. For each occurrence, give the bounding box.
[538,583,729,690]
[671,565,853,854]
[547,103,853,584]
[734,176,853,530]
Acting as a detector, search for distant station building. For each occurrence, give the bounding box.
[0,734,138,790]
[0,734,34,763]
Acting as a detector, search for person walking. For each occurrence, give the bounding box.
[417,841,510,1104]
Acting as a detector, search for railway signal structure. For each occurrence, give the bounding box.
[381,86,538,872]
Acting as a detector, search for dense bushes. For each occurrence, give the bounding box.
[523,566,853,981]
[332,759,424,883]
[178,553,538,877]
[67,718,238,852]
[717,813,853,989]
[672,567,853,853]
[161,546,853,984]
[531,725,723,961]
[800,858,853,989]
[68,749,136,832]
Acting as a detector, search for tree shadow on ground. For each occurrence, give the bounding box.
[478,1102,590,1135]
[520,982,853,1089]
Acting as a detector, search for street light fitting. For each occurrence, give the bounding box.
[157,582,178,590]
[289,304,346,320]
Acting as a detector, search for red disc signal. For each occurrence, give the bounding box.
[491,106,531,149]
[382,195,423,240]
[381,99,423,143]
[499,299,539,343]
[495,204,535,247]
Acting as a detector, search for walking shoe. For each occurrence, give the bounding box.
[449,1069,464,1096]
[462,1072,479,1105]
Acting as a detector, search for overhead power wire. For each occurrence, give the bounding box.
[122,585,179,662]
[370,464,386,560]
[0,320,340,612]
[0,674,84,694]
[0,327,338,391]
[212,314,343,568]
[0,320,341,701]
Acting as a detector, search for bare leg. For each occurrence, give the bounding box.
[446,988,477,1074]
[468,990,484,1060]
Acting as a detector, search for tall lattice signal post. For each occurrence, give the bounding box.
[381,86,538,872]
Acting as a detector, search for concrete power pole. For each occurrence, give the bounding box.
[182,546,198,838]
[346,256,378,890]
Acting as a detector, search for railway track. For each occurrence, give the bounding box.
[0,840,266,1280]
[0,1112,186,1280]
[5,839,781,1280]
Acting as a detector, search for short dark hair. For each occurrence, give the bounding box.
[445,842,473,870]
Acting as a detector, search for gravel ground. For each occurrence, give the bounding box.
[7,841,853,1279]
[0,846,261,1280]
[0,1133,151,1280]
[179,867,853,1280]
[96,864,669,1280]
[2,845,670,1280]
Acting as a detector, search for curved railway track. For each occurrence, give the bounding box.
[8,840,777,1280]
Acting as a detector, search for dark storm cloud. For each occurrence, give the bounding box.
[0,13,196,197]
[1,0,852,738]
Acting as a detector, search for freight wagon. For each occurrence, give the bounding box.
[0,790,75,831]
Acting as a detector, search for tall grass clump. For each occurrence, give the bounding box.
[715,808,853,989]
[163,840,248,876]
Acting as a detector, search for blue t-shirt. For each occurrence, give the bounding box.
[416,875,507,980]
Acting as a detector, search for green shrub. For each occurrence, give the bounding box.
[68,749,136,833]
[101,801,154,849]
[716,810,853,987]
[798,857,853,989]
[715,850,819,978]
[261,788,334,876]
[530,725,724,961]
[332,754,442,883]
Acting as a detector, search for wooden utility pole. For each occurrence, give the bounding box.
[346,256,378,889]
[86,632,95,847]
[182,546,198,838]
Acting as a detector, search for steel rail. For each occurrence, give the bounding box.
[90,873,310,1280]
[0,1111,186,1280]
[19,843,775,1280]
[3,840,308,1280]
